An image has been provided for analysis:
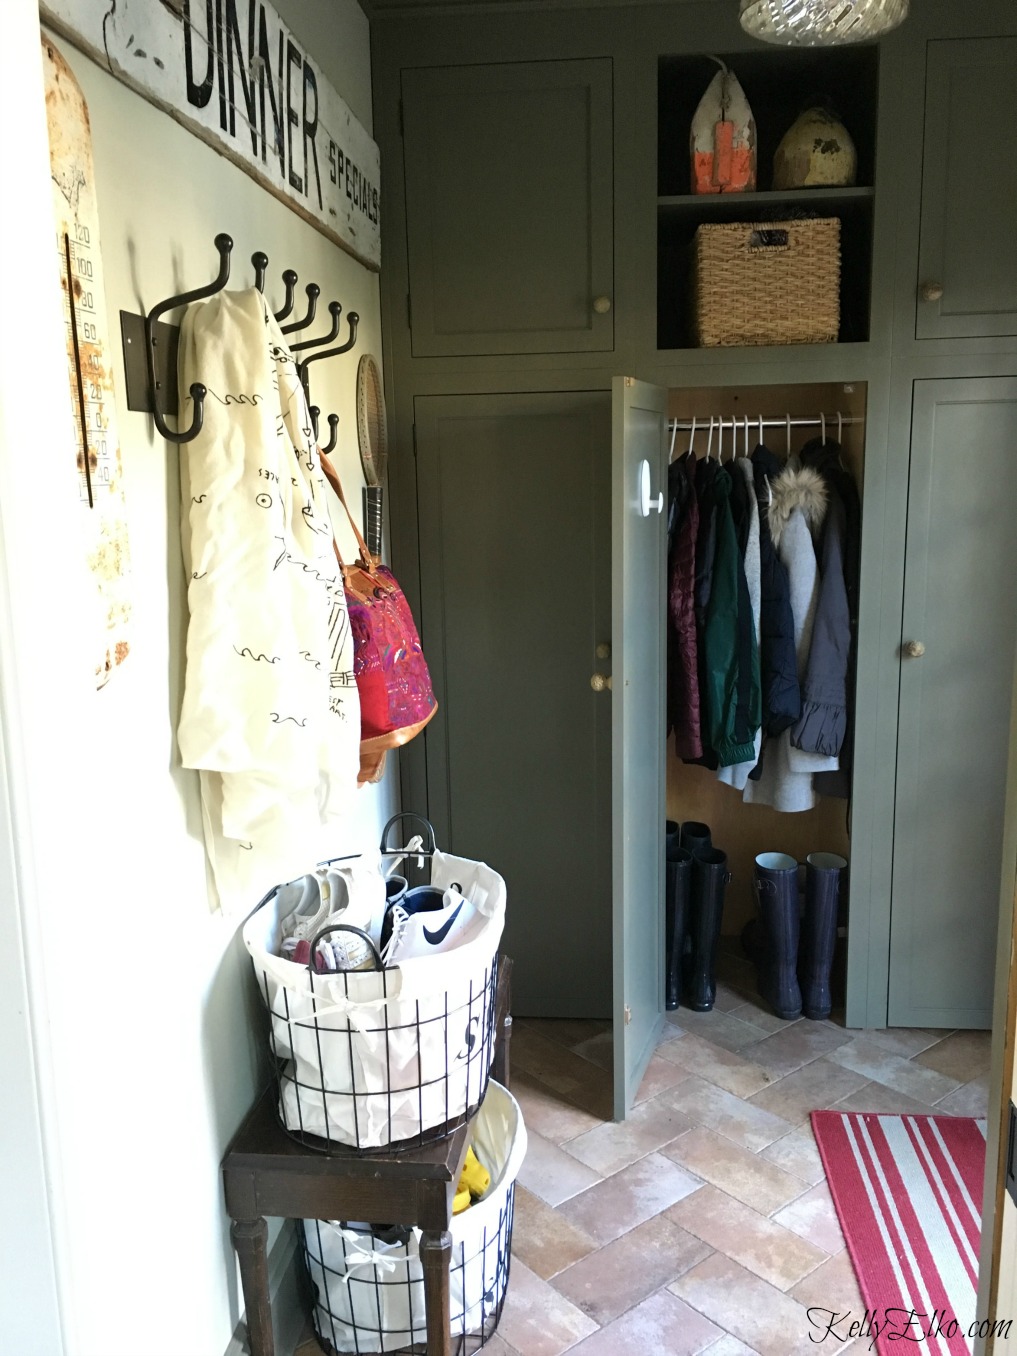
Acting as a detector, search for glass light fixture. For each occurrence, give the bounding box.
[740,0,909,45]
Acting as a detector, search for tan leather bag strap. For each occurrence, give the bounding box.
[319,449,373,571]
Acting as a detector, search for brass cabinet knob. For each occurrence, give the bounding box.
[593,295,612,314]
[596,642,612,660]
[590,673,613,692]
[902,640,926,658]
[920,281,944,302]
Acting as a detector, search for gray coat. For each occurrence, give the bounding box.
[791,490,851,758]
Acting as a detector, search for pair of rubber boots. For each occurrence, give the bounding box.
[665,820,730,1012]
[752,852,847,1021]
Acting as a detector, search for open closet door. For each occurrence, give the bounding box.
[612,377,668,1118]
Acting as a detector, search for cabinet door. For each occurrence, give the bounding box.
[888,378,1017,1028]
[916,39,1017,340]
[415,392,613,1019]
[611,377,667,1118]
[402,60,614,357]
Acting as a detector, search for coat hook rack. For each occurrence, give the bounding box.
[281,283,320,335]
[275,269,299,322]
[119,233,360,448]
[142,231,233,445]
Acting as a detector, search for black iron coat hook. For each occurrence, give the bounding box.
[281,283,320,335]
[291,301,343,354]
[145,232,233,444]
[275,269,299,322]
[299,312,360,380]
[309,407,340,454]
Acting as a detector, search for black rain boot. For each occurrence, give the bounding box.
[754,852,802,1021]
[798,853,846,1020]
[679,821,712,860]
[665,845,693,1010]
[684,848,729,1011]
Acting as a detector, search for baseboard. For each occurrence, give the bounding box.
[223,1221,307,1356]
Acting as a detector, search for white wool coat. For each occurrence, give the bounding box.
[177,288,360,910]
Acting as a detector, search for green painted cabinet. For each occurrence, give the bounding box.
[888,378,1017,1027]
[916,39,1017,339]
[414,391,614,1017]
[401,59,614,357]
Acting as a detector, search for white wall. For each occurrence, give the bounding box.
[1,1,394,1352]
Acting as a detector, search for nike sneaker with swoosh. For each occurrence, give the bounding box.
[380,885,481,963]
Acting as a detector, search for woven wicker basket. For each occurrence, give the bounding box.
[691,218,841,347]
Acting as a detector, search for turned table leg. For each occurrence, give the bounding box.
[419,1228,453,1356]
[231,1217,275,1356]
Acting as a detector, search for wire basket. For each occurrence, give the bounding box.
[242,817,507,1153]
[691,217,841,346]
[301,1081,525,1353]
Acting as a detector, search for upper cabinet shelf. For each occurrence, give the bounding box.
[657,45,879,352]
[658,186,875,218]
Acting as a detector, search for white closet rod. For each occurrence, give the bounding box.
[667,415,863,431]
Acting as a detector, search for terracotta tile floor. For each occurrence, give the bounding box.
[296,946,992,1356]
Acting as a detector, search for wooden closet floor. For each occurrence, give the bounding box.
[294,941,991,1356]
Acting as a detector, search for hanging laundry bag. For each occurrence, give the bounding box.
[302,1081,526,1353]
[242,839,506,1150]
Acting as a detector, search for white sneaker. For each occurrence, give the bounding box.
[381,886,481,964]
[314,924,379,973]
[277,873,329,943]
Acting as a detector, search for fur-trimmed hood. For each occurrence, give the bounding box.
[766,463,828,549]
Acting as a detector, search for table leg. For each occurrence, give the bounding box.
[492,1013,512,1087]
[231,1217,275,1356]
[419,1228,453,1356]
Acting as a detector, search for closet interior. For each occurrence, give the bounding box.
[665,380,866,999]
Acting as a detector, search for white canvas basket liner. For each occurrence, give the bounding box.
[243,849,506,1148]
[303,1081,526,1352]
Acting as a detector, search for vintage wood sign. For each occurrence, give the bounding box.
[40,0,381,271]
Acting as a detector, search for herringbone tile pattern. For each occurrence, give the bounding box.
[296,948,991,1355]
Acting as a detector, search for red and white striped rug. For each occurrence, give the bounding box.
[811,1112,987,1355]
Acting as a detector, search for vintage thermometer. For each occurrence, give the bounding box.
[43,35,131,687]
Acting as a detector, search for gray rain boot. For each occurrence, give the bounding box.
[754,852,802,1021]
[798,853,846,1021]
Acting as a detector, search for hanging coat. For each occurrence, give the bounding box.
[790,487,850,757]
[177,288,360,907]
[718,456,762,790]
[689,457,721,767]
[701,467,761,767]
[744,463,829,812]
[667,453,702,760]
[751,444,800,736]
[799,437,862,797]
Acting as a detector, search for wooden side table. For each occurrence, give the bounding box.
[222,958,512,1356]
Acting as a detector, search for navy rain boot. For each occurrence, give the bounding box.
[665,845,693,1010]
[684,848,730,1011]
[798,853,846,1020]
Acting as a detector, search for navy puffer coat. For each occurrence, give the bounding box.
[751,445,800,736]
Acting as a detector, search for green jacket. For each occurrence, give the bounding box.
[702,469,761,767]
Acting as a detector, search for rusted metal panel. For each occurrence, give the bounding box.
[44,36,132,688]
